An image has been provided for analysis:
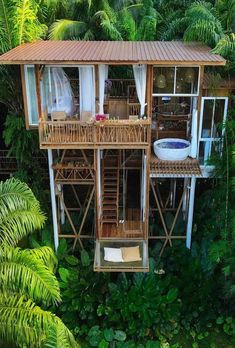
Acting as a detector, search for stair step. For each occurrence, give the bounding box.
[102,205,117,210]
[101,219,118,223]
[103,201,117,205]
[103,177,117,183]
[104,188,117,192]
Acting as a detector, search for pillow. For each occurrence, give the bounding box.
[121,246,142,262]
[104,247,123,262]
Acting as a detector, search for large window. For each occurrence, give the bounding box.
[153,66,199,96]
[24,65,39,126]
[198,97,228,165]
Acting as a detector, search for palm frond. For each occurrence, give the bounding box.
[94,11,122,40]
[43,321,79,348]
[0,178,45,246]
[137,15,157,41]
[0,0,13,52]
[0,293,78,348]
[28,246,58,272]
[0,246,61,305]
[13,0,47,46]
[49,19,87,40]
[0,209,46,246]
[184,18,222,46]
[212,33,235,57]
[184,1,224,46]
[160,17,186,40]
[118,8,136,40]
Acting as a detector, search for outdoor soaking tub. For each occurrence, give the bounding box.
[153,138,191,161]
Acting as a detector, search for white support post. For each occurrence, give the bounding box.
[186,177,196,249]
[48,149,59,250]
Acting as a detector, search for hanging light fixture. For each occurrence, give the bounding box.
[185,67,195,83]
[156,73,166,89]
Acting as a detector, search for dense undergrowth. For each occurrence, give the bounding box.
[48,239,234,348]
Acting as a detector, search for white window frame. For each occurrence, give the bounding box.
[24,64,96,127]
[198,96,228,164]
[152,65,200,97]
[24,65,39,126]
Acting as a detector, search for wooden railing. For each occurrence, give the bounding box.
[96,121,149,145]
[39,120,150,148]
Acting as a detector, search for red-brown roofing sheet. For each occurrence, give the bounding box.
[0,40,226,65]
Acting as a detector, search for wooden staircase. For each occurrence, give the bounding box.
[101,154,120,227]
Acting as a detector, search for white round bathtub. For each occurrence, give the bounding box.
[153,138,191,161]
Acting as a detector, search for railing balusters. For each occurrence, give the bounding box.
[39,120,150,147]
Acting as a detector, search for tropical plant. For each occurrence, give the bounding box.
[0,178,46,245]
[0,293,78,348]
[49,0,122,41]
[0,178,78,347]
[0,0,47,54]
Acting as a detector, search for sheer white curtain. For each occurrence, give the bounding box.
[98,65,108,114]
[79,66,95,116]
[133,64,147,116]
[190,108,198,158]
[41,67,74,116]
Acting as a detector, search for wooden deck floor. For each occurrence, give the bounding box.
[101,208,144,238]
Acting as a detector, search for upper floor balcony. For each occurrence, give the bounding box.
[39,118,151,149]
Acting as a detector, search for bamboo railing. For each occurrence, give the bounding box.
[39,120,150,148]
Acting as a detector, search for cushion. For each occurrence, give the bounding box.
[104,247,123,262]
[121,246,142,262]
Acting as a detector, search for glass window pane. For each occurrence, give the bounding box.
[199,141,212,165]
[153,67,175,94]
[175,67,199,94]
[25,66,38,125]
[201,100,214,138]
[213,99,225,137]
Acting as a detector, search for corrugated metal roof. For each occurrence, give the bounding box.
[0,40,226,65]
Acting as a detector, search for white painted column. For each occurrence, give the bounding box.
[186,177,196,249]
[47,149,59,250]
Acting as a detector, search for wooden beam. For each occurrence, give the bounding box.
[35,64,42,121]
[146,65,153,118]
[73,186,95,249]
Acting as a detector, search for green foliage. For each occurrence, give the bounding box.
[49,0,123,41]
[194,117,235,305]
[56,245,181,346]
[0,178,78,347]
[0,0,47,53]
[0,293,79,348]
[0,177,46,246]
[55,242,235,347]
[0,246,61,305]
[3,114,50,208]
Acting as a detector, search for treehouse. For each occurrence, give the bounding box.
[0,40,229,272]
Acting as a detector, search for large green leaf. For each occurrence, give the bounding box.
[0,293,78,348]
[0,178,46,246]
[0,246,61,305]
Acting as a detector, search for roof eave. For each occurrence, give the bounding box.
[0,59,226,66]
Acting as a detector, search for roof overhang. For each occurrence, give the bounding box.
[0,40,226,66]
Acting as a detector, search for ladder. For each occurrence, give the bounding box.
[101,154,120,227]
